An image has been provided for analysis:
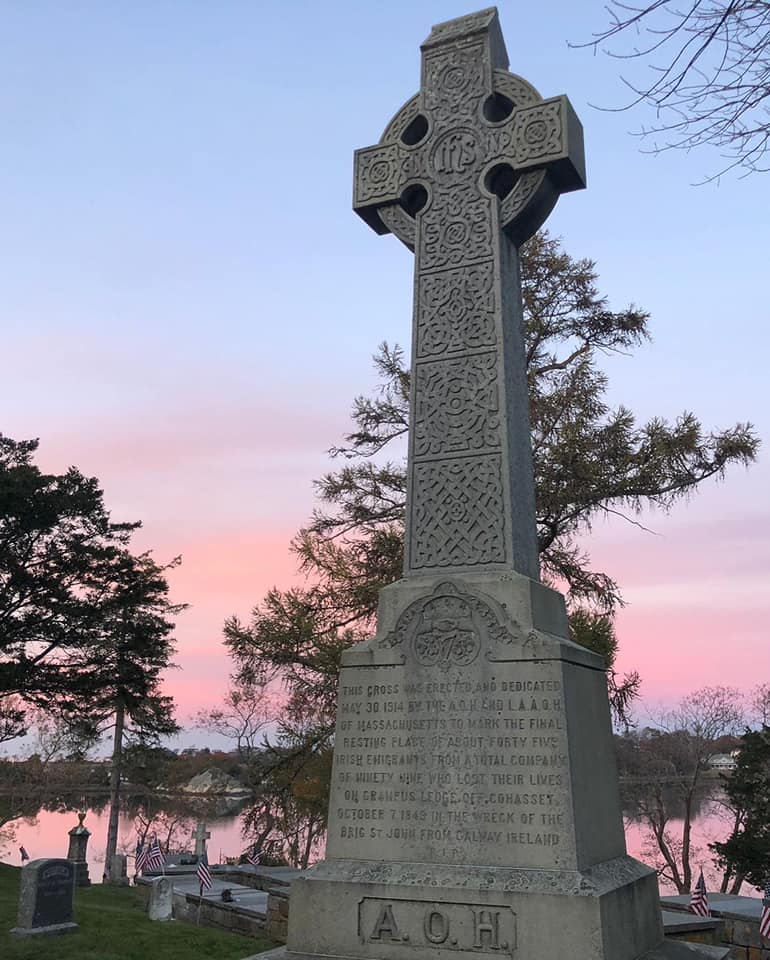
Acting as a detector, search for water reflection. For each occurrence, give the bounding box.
[0,793,246,881]
[0,788,761,896]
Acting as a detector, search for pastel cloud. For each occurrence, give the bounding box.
[585,467,769,706]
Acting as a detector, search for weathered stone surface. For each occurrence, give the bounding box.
[327,574,624,871]
[148,876,173,921]
[192,822,211,857]
[66,811,91,887]
[9,858,78,937]
[353,8,583,585]
[106,854,129,886]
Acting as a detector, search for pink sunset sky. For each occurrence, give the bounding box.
[1,2,767,748]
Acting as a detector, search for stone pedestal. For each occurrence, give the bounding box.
[287,572,664,960]
[66,811,91,887]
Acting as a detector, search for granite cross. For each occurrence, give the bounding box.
[354,7,585,581]
[286,13,680,960]
[192,822,210,858]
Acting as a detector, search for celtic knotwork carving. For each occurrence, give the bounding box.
[500,169,547,226]
[380,93,420,145]
[418,263,496,358]
[491,69,541,109]
[422,43,486,131]
[414,353,500,456]
[410,454,506,568]
[510,101,564,165]
[423,44,486,124]
[420,182,493,271]
[381,581,512,667]
[353,11,585,578]
[354,144,404,206]
[379,203,416,250]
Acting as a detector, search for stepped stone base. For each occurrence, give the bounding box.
[262,942,729,960]
[283,569,683,960]
[287,856,662,960]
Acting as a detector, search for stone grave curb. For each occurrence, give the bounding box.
[10,920,79,938]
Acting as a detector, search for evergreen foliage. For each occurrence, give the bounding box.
[224,231,757,826]
[711,726,770,892]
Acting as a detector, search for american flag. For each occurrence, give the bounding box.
[247,847,260,866]
[690,869,710,917]
[147,838,165,871]
[760,879,770,941]
[135,842,149,874]
[197,852,212,893]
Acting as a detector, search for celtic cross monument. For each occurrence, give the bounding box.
[284,10,720,960]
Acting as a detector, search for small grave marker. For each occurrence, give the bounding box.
[148,875,174,921]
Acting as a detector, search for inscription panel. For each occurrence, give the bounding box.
[359,898,516,958]
[327,650,575,869]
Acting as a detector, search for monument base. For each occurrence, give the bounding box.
[10,921,79,937]
[287,855,666,960]
[264,939,729,960]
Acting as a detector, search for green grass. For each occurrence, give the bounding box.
[0,862,276,960]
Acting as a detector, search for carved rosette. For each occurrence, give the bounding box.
[414,353,500,456]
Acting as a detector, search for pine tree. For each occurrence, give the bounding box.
[225,231,757,792]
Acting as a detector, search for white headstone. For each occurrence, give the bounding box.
[148,876,173,922]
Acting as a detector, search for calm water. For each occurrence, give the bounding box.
[1,793,760,896]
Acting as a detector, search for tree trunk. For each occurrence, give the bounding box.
[681,791,693,892]
[729,872,745,895]
[103,697,125,882]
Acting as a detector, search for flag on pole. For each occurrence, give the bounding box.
[147,837,165,872]
[690,869,710,917]
[760,878,770,940]
[197,852,212,894]
[135,841,149,874]
[247,847,260,866]
[19,846,29,862]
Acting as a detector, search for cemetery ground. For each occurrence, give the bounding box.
[0,862,274,960]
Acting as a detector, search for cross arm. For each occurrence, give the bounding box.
[503,95,586,192]
[353,142,415,235]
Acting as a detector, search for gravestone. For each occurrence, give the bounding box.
[9,858,78,937]
[148,875,173,921]
[284,9,728,960]
[192,822,211,858]
[107,853,129,887]
[66,810,91,886]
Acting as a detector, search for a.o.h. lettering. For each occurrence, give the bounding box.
[423,908,450,944]
[369,903,403,942]
[473,909,503,950]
